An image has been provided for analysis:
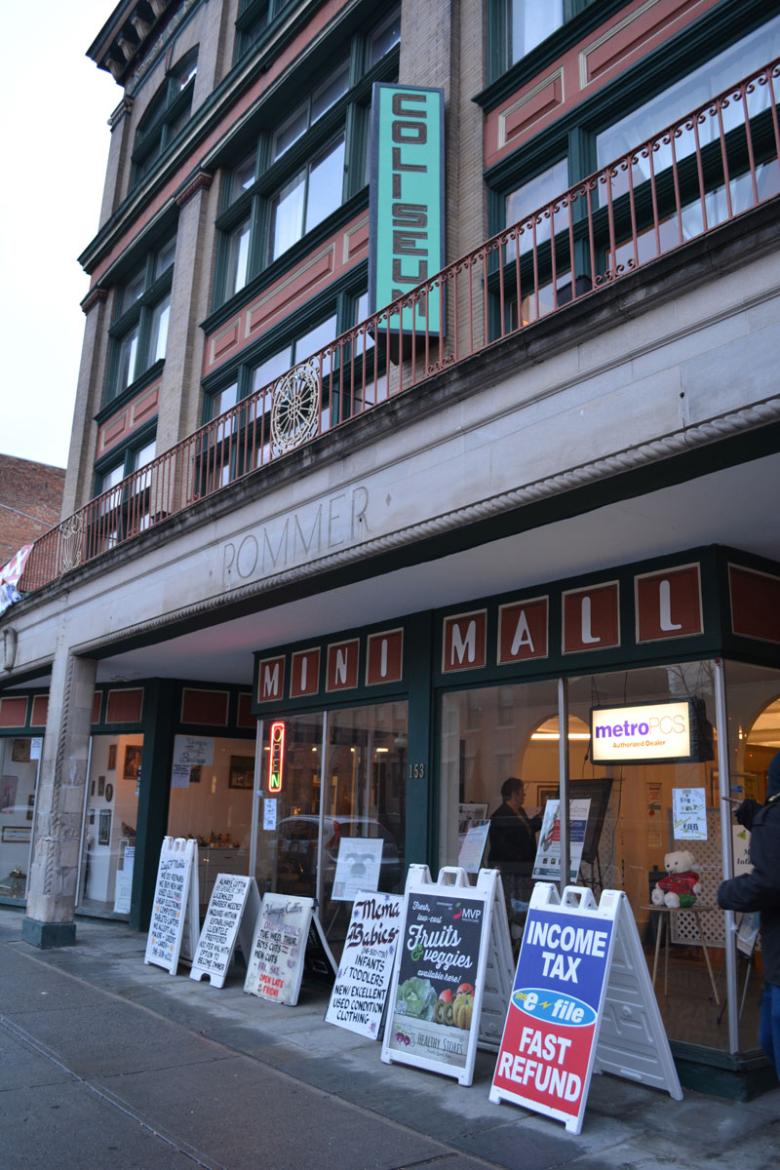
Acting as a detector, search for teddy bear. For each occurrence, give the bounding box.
[651,850,701,908]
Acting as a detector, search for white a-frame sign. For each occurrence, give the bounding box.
[190,874,261,988]
[490,884,683,1135]
[381,865,514,1087]
[144,837,201,974]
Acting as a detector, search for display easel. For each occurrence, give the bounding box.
[491,883,682,1135]
[190,874,261,988]
[381,865,513,1086]
[144,837,200,975]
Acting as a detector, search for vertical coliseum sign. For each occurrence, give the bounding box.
[369,84,445,335]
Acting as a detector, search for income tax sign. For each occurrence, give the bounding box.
[491,898,614,1132]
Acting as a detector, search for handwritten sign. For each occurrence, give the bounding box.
[243,892,313,1005]
[191,874,259,988]
[326,891,401,1038]
[171,735,214,788]
[332,836,383,901]
[144,838,197,974]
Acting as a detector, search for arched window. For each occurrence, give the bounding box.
[131,47,198,186]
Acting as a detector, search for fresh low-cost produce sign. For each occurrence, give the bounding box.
[387,892,483,1070]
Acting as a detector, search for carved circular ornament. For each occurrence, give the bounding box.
[270,361,320,456]
[60,513,85,573]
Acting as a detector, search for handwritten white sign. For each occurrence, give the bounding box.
[326,891,401,1038]
[243,893,313,1005]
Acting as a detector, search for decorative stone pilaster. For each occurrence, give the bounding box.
[23,650,97,947]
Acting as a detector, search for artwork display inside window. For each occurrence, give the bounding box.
[78,734,142,918]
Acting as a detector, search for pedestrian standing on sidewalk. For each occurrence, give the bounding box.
[718,751,780,1081]
[488,776,542,920]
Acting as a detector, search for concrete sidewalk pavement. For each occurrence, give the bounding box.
[0,907,778,1170]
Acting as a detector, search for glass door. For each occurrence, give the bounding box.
[254,702,407,960]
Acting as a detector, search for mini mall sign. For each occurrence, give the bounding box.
[590,700,696,764]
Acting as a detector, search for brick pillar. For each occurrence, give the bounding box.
[23,650,97,947]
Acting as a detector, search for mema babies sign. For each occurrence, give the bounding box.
[491,885,681,1134]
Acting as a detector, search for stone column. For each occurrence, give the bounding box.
[23,649,97,947]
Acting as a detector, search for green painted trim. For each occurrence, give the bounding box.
[22,918,76,949]
[206,187,369,329]
[201,260,368,399]
[484,0,780,192]
[481,0,629,102]
[94,362,164,428]
[79,6,398,277]
[130,678,177,931]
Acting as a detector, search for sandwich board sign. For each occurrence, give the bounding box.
[144,837,200,974]
[190,874,261,988]
[243,892,313,1005]
[490,883,682,1134]
[326,890,402,1039]
[381,866,514,1086]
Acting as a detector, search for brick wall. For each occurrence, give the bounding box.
[0,454,65,566]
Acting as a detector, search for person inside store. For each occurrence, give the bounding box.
[488,776,542,924]
[718,751,780,1082]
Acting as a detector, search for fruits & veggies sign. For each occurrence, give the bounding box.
[387,892,483,1070]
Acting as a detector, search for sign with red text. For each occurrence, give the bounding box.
[243,893,313,1005]
[490,885,681,1134]
[326,891,402,1039]
[381,866,513,1086]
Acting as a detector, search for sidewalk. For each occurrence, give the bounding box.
[0,906,777,1170]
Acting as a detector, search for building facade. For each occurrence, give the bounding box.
[1,0,779,1094]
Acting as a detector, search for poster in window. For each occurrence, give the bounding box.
[11,738,30,763]
[123,745,143,781]
[229,755,255,789]
[107,744,117,771]
[98,809,112,846]
[0,777,18,814]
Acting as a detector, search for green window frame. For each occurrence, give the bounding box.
[106,238,175,404]
[130,47,198,187]
[488,0,593,82]
[214,6,400,310]
[92,427,158,548]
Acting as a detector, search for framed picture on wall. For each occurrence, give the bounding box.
[98,776,105,797]
[123,746,142,781]
[98,809,112,846]
[228,756,254,789]
[26,794,34,821]
[11,739,30,763]
[107,744,117,771]
[1,825,30,844]
[0,777,18,814]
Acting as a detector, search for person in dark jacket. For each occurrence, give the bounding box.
[718,751,780,1079]
[488,777,542,917]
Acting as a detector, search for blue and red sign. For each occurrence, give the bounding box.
[492,906,613,1124]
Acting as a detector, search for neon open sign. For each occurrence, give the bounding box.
[268,721,286,793]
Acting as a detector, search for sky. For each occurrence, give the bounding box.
[0,1,119,469]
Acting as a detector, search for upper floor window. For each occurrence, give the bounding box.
[215,8,400,307]
[596,16,780,192]
[508,0,563,64]
[234,0,292,62]
[131,47,198,186]
[107,237,175,402]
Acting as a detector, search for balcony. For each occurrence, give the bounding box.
[19,58,780,596]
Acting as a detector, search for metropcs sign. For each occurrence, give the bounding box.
[590,700,693,764]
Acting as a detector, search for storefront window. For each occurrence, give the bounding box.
[439,679,560,931]
[167,735,256,909]
[78,734,142,917]
[568,663,726,1050]
[723,661,780,1053]
[0,736,41,901]
[255,702,407,958]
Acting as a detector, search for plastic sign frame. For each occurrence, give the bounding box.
[267,720,285,793]
[590,698,702,765]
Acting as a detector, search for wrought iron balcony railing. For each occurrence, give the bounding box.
[20,58,780,594]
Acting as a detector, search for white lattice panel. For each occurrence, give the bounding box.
[670,809,725,948]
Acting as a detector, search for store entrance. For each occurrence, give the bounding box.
[254,701,407,959]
